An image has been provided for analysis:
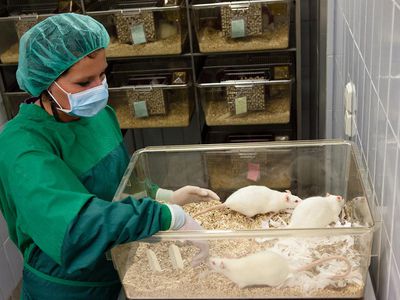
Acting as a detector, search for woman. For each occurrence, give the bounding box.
[0,13,218,299]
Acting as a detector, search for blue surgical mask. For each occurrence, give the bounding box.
[47,77,109,117]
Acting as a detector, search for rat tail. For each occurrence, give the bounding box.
[193,204,226,217]
[295,255,352,279]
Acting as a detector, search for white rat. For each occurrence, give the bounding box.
[209,250,351,289]
[158,21,178,39]
[288,193,345,228]
[193,185,302,218]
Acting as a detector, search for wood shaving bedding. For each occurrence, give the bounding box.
[113,200,368,299]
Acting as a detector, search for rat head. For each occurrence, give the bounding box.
[285,190,302,208]
[325,193,345,207]
[209,257,226,272]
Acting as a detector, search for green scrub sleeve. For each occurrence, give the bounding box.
[60,196,171,273]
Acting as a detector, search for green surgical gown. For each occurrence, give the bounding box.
[0,101,172,300]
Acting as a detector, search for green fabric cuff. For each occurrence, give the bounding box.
[160,204,172,231]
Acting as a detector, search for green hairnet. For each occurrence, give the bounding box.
[16,13,110,97]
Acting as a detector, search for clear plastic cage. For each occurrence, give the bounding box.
[111,140,377,299]
[191,0,291,53]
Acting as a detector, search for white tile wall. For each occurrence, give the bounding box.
[329,0,400,298]
[0,246,16,300]
[364,0,375,73]
[393,154,400,272]
[382,126,397,232]
[0,213,22,299]
[388,6,400,135]
[388,258,400,300]
[361,77,371,151]
[0,214,8,243]
[0,99,7,128]
[0,96,21,299]
[359,0,367,57]
[378,0,395,111]
[4,238,23,284]
[356,64,365,136]
[367,90,378,182]
[370,0,383,90]
[374,103,387,206]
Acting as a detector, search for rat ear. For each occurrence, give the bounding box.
[326,192,330,197]
[285,190,292,195]
[285,194,290,202]
[220,261,226,269]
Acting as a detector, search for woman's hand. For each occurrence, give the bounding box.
[169,185,220,206]
[156,185,220,205]
[178,212,209,267]
[168,205,210,266]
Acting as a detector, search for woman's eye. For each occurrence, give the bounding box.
[77,81,90,87]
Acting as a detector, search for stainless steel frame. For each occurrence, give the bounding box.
[295,0,302,139]
[318,0,327,139]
